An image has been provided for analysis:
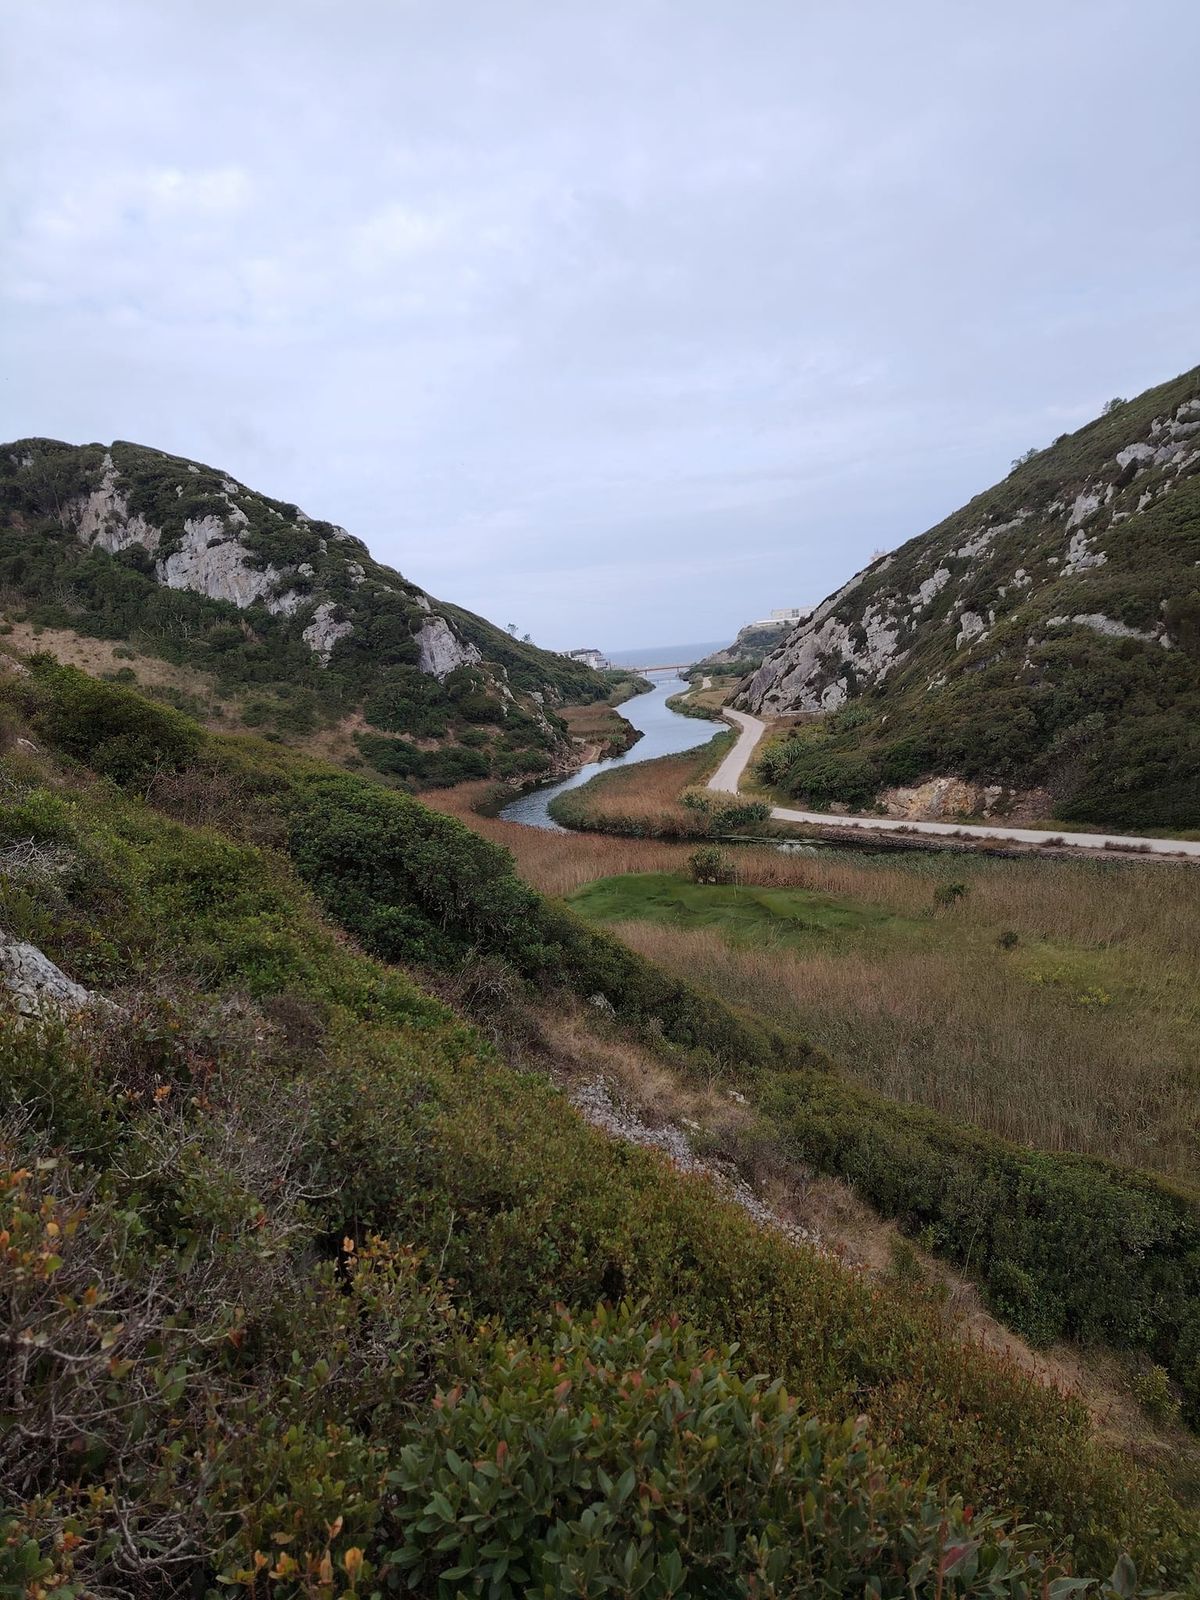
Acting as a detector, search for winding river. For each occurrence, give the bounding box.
[499,671,721,831]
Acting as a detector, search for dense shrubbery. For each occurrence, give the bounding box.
[384,1307,1076,1598]
[287,770,805,1073]
[761,1071,1200,1419]
[29,655,201,787]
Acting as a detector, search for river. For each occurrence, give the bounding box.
[499,671,721,831]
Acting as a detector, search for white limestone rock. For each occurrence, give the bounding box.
[70,452,161,555]
[156,516,301,614]
[955,610,987,648]
[1063,529,1107,575]
[301,601,354,664]
[415,616,482,680]
[1066,491,1102,529]
[1045,613,1166,646]
[0,940,92,1017]
[910,567,951,608]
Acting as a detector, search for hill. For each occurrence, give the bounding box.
[2,658,1199,1590]
[690,617,793,674]
[736,367,1200,829]
[0,438,625,788]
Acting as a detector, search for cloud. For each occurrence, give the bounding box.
[1,0,1197,650]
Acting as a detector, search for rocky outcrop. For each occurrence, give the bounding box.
[301,601,354,663]
[415,616,482,680]
[0,939,93,1017]
[157,516,303,614]
[69,451,161,555]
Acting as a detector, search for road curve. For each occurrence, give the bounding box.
[709,707,1200,859]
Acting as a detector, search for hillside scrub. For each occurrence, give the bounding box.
[0,437,618,775]
[5,664,1200,1586]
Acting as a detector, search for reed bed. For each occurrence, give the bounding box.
[603,915,1200,1184]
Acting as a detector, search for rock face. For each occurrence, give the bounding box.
[158,515,303,614]
[739,371,1200,720]
[415,616,483,680]
[0,940,93,1017]
[301,601,354,664]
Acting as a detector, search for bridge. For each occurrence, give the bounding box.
[627,662,693,674]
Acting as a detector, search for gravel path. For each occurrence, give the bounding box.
[710,707,1200,858]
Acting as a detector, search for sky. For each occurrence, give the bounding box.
[2,2,1198,652]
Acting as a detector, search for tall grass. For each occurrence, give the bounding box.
[429,782,1200,1181]
[597,894,1200,1183]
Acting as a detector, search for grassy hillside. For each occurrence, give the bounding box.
[0,437,622,788]
[738,367,1200,829]
[4,662,1200,1590]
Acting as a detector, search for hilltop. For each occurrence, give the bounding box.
[0,439,629,788]
[737,366,1200,829]
[690,615,794,675]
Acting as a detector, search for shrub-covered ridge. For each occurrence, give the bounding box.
[739,367,1200,829]
[0,436,624,783]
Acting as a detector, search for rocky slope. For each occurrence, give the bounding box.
[692,617,793,673]
[738,365,1200,829]
[0,438,613,785]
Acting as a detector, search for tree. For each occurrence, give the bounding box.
[506,622,518,637]
[1102,397,1127,415]
[1009,447,1039,472]
[521,631,532,644]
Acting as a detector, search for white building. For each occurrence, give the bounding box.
[563,647,610,671]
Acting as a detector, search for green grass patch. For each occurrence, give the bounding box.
[569,871,915,951]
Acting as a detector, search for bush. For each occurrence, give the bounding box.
[383,1305,1068,1599]
[761,1070,1200,1421]
[26,659,200,788]
[689,844,735,884]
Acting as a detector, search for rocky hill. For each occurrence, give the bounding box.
[0,438,618,787]
[691,616,793,673]
[737,365,1200,829]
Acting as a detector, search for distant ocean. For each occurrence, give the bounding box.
[606,640,728,670]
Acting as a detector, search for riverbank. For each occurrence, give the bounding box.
[499,671,721,830]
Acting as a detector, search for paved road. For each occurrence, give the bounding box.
[709,707,1200,858]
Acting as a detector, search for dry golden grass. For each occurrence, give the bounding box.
[553,746,723,834]
[0,619,219,704]
[558,700,633,755]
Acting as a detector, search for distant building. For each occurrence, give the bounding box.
[743,608,807,630]
[563,647,610,671]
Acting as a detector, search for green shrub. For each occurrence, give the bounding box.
[761,1070,1200,1421]
[689,844,735,883]
[383,1305,1070,1599]
[26,658,200,787]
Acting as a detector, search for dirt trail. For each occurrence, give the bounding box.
[711,707,1200,858]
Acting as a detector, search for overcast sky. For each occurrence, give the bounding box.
[3,2,1197,651]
